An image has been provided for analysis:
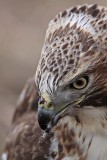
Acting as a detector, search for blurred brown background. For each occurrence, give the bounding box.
[0,0,107,153]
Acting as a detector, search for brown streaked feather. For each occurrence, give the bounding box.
[12,77,39,123]
[2,77,52,160]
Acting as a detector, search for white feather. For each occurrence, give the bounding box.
[1,153,8,160]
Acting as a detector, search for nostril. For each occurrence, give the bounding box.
[39,97,45,104]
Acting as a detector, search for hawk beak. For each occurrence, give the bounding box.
[38,93,80,133]
[38,107,56,133]
[38,103,71,133]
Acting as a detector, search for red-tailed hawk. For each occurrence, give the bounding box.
[2,4,107,160]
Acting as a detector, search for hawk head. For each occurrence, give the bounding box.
[36,4,107,135]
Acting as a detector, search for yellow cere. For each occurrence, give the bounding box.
[42,93,53,110]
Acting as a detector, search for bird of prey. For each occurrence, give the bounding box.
[2,4,107,160]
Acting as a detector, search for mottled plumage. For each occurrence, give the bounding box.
[2,4,107,160]
[36,4,107,94]
[36,4,107,160]
[1,78,52,160]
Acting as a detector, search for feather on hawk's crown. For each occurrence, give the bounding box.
[36,4,107,93]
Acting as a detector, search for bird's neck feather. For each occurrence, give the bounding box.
[51,108,107,160]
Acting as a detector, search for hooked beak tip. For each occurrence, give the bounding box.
[38,107,56,132]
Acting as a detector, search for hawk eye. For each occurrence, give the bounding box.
[72,76,88,89]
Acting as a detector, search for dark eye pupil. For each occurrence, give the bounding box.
[76,80,83,86]
[68,76,89,89]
